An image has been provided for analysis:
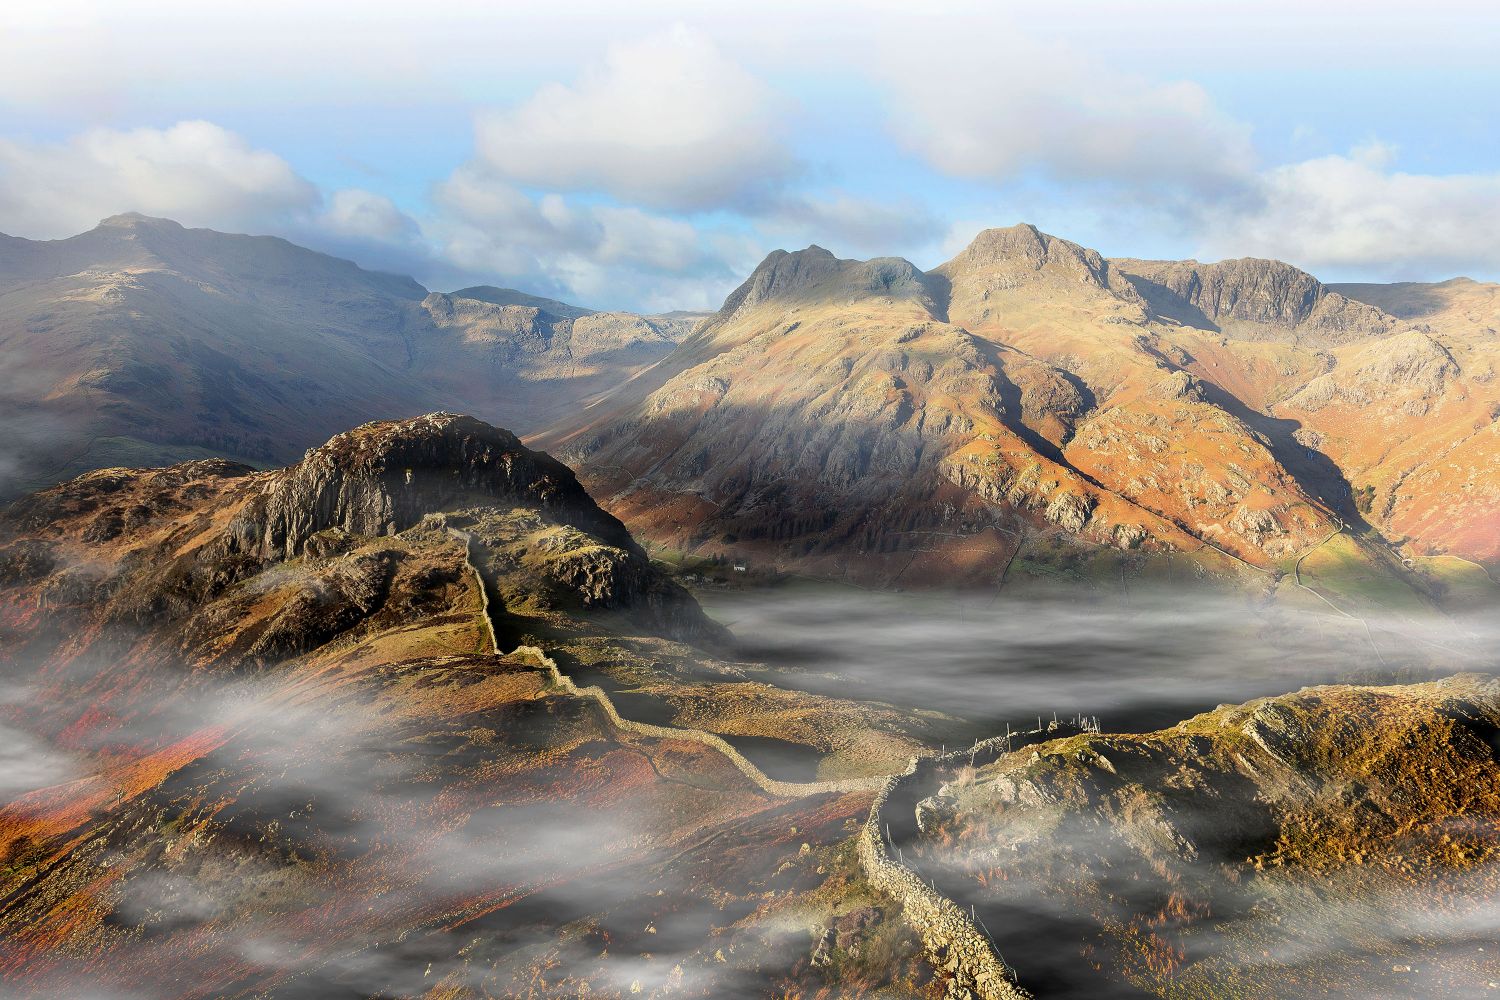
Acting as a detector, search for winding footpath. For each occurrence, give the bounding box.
[446,525,1033,1000]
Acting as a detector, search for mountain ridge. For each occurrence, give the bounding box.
[5,213,1497,593]
[0,215,697,499]
[542,221,1500,593]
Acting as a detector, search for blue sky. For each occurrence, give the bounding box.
[1,0,1498,311]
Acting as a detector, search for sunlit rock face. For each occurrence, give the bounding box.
[229,412,637,560]
[539,223,1500,589]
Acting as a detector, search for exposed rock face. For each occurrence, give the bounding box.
[229,413,635,561]
[2,413,718,646]
[1113,256,1397,341]
[936,223,1141,300]
[420,292,696,372]
[1284,330,1459,412]
[1148,370,1206,401]
[713,245,938,325]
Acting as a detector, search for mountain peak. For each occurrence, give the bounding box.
[714,245,931,321]
[947,223,1100,274]
[933,223,1140,305]
[96,212,183,231]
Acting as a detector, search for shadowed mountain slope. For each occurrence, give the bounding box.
[0,216,701,500]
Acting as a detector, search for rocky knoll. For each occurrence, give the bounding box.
[2,412,716,645]
[908,675,1500,997]
[229,412,637,560]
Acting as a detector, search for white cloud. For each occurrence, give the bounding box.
[431,164,761,310]
[472,25,796,212]
[317,188,421,245]
[881,29,1257,202]
[879,29,1500,282]
[1198,143,1500,279]
[0,121,318,239]
[755,193,944,261]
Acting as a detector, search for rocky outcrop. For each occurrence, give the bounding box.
[1114,256,1398,341]
[421,292,695,372]
[935,224,1141,299]
[714,246,937,325]
[227,413,635,561]
[1283,330,1459,413]
[11,414,723,647]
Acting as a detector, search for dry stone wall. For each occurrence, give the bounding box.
[451,523,1037,999]
[449,526,884,799]
[854,727,1077,1000]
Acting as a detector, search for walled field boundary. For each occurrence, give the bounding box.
[448,524,1031,999]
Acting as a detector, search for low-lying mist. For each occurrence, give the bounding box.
[3,574,1495,999]
[704,583,1497,737]
[0,642,837,999]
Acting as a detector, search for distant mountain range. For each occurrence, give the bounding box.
[0,213,702,498]
[4,214,1497,598]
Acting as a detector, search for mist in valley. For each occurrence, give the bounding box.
[703,583,1496,741]
[2,573,1496,998]
[0,638,849,999]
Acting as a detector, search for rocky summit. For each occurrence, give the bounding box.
[541,223,1500,601]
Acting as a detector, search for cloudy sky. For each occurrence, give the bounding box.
[1,0,1497,311]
